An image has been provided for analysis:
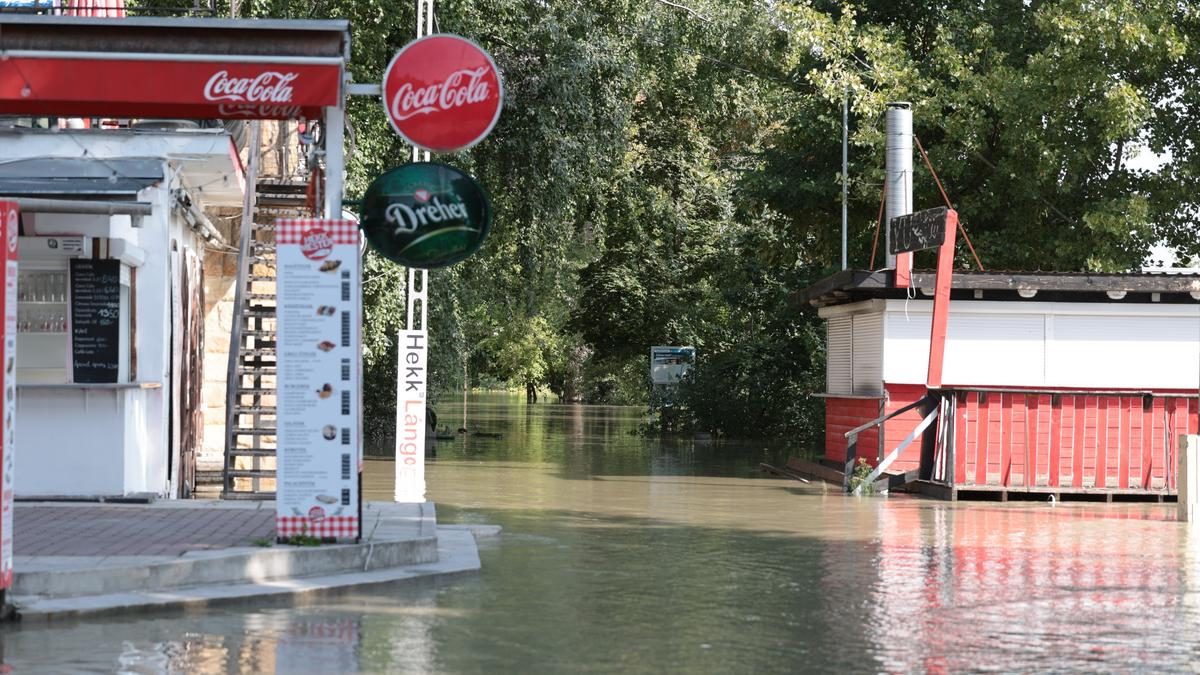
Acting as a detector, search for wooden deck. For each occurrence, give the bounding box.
[908,480,1177,503]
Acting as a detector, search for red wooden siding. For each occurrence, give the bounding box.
[951,392,1198,492]
[825,387,1199,494]
[824,397,882,463]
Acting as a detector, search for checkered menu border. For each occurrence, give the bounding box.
[276,218,359,245]
[276,516,358,540]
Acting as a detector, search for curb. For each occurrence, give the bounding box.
[13,528,483,621]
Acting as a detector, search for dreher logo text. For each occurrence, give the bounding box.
[300,230,334,260]
[389,67,492,121]
[204,70,299,104]
[385,196,471,235]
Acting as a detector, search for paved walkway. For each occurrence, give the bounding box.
[5,501,494,620]
[15,504,276,557]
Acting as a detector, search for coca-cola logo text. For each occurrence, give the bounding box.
[218,103,304,118]
[389,67,491,121]
[300,230,334,260]
[204,70,298,104]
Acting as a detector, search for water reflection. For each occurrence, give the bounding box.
[2,393,1199,673]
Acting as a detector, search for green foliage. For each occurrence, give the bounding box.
[135,0,1200,446]
[282,533,323,547]
[848,458,875,495]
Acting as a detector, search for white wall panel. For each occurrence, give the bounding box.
[1047,314,1200,389]
[827,316,852,395]
[880,299,1200,390]
[852,312,883,394]
[884,301,1044,386]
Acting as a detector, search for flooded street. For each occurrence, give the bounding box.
[5,393,1200,673]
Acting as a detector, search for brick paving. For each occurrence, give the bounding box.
[14,505,276,557]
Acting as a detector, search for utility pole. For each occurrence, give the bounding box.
[841,88,848,271]
[393,0,435,504]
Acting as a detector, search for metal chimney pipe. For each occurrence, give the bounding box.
[884,102,913,269]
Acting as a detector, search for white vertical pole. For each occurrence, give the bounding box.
[841,89,848,271]
[324,106,344,218]
[395,0,434,503]
[409,0,433,330]
[884,102,912,269]
[1179,435,1200,522]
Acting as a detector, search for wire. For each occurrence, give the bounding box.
[869,178,885,270]
[914,134,985,272]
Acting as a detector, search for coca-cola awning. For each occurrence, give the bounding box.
[0,16,348,121]
[0,55,342,120]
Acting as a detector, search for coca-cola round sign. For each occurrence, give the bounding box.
[382,34,504,153]
[359,163,492,269]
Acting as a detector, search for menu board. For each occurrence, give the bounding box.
[69,258,121,384]
[889,206,949,255]
[275,219,360,541]
[0,201,18,590]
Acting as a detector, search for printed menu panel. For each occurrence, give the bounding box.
[69,258,121,384]
[276,219,360,541]
[0,201,17,590]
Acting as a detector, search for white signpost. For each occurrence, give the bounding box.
[395,330,427,502]
[276,218,361,540]
[369,0,502,503]
[393,0,434,504]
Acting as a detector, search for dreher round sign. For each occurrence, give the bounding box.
[359,162,492,269]
[382,34,504,153]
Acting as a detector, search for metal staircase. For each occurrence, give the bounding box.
[221,120,315,499]
[222,222,280,498]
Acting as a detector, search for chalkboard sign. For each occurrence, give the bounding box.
[889,206,949,254]
[70,259,121,383]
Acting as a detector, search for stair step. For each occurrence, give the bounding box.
[226,449,277,458]
[230,427,276,436]
[195,470,224,485]
[238,349,277,359]
[240,329,276,337]
[239,346,276,354]
[234,406,276,414]
[247,293,276,301]
[243,306,275,316]
[224,467,276,476]
[237,367,277,376]
[220,491,275,500]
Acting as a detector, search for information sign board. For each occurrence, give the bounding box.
[69,259,121,383]
[276,219,361,540]
[0,201,16,590]
[889,206,949,255]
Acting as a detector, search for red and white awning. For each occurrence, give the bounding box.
[0,53,342,120]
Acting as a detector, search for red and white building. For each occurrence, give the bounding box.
[0,14,351,499]
[802,269,1200,499]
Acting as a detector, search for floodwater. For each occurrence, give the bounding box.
[4,392,1200,673]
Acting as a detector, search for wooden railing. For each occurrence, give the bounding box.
[843,394,939,494]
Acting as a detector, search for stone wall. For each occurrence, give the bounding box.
[200,213,241,472]
[197,120,295,475]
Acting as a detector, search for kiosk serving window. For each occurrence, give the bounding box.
[16,237,131,384]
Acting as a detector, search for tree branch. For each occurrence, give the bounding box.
[654,0,711,23]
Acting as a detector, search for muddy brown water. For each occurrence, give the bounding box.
[3,392,1200,673]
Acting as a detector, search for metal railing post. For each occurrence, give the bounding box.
[844,433,859,492]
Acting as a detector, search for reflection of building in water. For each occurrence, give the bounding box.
[275,615,363,673]
[846,502,1189,671]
